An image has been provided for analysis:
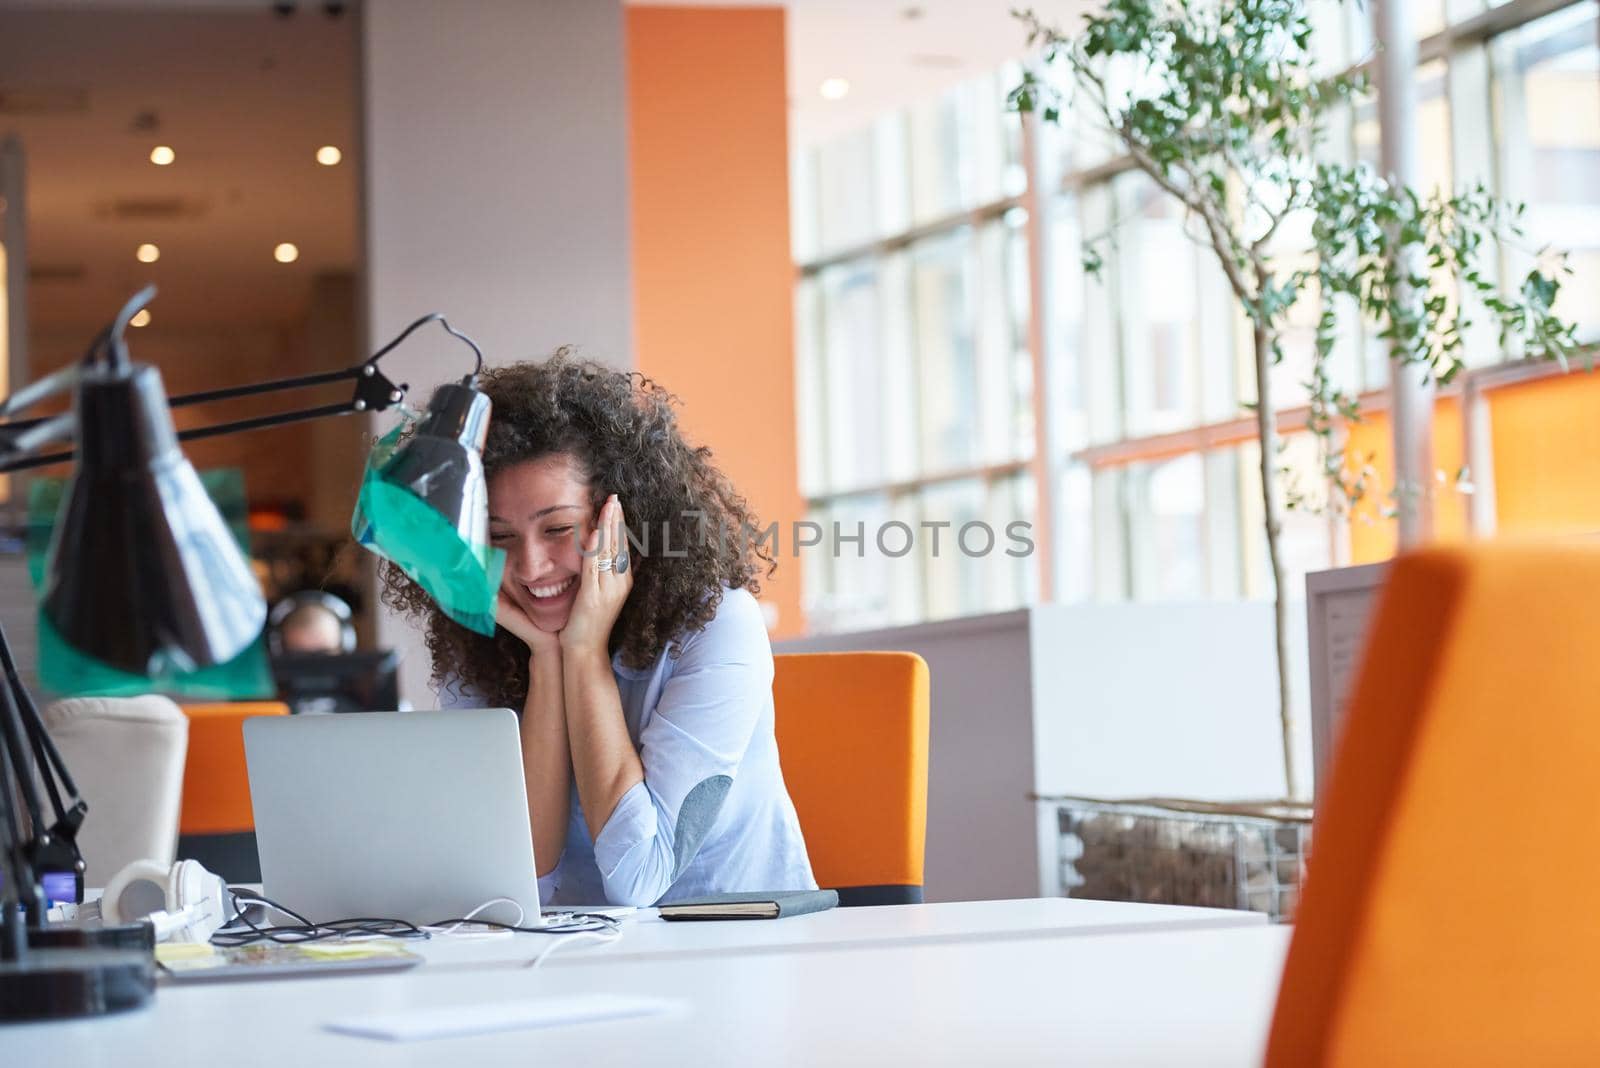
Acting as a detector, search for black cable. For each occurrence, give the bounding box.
[212,888,428,947]
[228,889,314,928]
[211,914,425,947]
[366,312,485,381]
[80,325,112,368]
[210,887,620,946]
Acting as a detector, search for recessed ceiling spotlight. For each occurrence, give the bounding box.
[819,78,851,101]
[273,242,300,263]
[135,243,160,264]
[129,309,151,328]
[149,145,175,166]
[315,145,342,166]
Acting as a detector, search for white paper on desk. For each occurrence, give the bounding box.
[325,995,683,1042]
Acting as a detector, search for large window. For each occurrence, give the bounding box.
[1490,3,1600,340]
[794,0,1600,633]
[795,69,1038,632]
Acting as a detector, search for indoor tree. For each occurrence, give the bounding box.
[1012,0,1578,799]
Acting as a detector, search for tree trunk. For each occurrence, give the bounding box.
[1252,322,1299,801]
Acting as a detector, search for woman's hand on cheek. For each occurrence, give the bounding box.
[559,494,633,658]
[496,589,561,657]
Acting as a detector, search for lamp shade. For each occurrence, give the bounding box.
[353,381,503,636]
[40,364,267,675]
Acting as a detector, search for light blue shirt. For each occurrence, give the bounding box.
[440,587,817,907]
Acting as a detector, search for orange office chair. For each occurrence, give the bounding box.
[175,701,290,882]
[1267,544,1600,1065]
[772,651,929,907]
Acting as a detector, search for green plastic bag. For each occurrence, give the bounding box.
[351,423,504,636]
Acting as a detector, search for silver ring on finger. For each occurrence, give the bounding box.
[596,555,615,572]
[614,549,630,574]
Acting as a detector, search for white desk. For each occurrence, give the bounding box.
[416,896,1267,970]
[7,902,1290,1065]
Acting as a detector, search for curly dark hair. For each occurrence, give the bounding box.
[380,351,775,708]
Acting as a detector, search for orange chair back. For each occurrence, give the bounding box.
[1268,545,1600,1065]
[178,702,290,835]
[772,651,929,906]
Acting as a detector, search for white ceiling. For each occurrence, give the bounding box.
[633,0,1090,144]
[0,0,1087,337]
[782,0,1091,146]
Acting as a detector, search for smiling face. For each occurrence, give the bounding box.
[488,454,599,634]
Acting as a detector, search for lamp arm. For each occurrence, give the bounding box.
[167,364,369,409]
[0,361,408,474]
[0,679,45,845]
[0,713,33,961]
[1,618,78,810]
[0,652,47,924]
[0,310,482,448]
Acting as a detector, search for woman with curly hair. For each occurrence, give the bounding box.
[382,353,816,907]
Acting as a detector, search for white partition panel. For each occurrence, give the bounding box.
[781,602,1310,901]
[1028,602,1308,802]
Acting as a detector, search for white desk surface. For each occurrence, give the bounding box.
[418,896,1267,969]
[8,902,1289,1066]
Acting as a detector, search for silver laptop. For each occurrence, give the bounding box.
[243,709,540,927]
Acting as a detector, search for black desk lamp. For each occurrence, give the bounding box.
[0,288,495,1020]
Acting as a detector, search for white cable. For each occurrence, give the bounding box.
[146,903,205,942]
[422,897,525,937]
[524,927,623,972]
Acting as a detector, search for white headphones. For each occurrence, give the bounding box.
[101,859,235,944]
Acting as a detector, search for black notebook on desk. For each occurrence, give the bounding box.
[657,889,838,921]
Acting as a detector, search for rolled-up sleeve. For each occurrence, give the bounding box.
[591,589,772,906]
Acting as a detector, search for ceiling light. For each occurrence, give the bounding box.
[135,243,160,264]
[149,146,175,166]
[819,78,851,101]
[129,309,151,328]
[273,242,300,263]
[315,145,342,166]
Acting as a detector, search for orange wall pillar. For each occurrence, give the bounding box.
[626,6,803,637]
